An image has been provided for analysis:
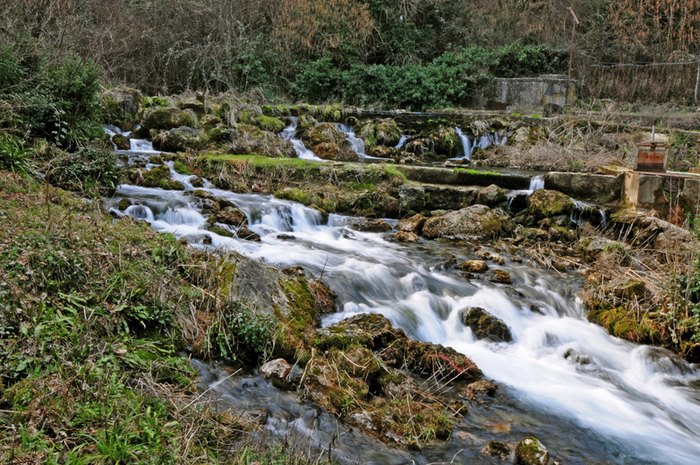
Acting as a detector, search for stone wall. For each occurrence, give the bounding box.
[493,74,576,111]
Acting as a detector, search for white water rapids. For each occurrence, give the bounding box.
[108,156,700,464]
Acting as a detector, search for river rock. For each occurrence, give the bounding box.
[477,184,507,207]
[215,207,247,226]
[152,127,207,152]
[527,189,574,218]
[466,379,498,399]
[141,106,197,131]
[460,307,512,342]
[481,440,511,460]
[390,231,419,243]
[460,260,488,273]
[237,226,261,242]
[398,214,426,234]
[515,436,550,465]
[491,270,512,284]
[422,205,514,241]
[112,133,130,150]
[609,277,645,299]
[347,218,392,233]
[260,358,293,389]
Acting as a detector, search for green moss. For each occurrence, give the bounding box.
[452,167,501,176]
[172,159,192,175]
[254,115,286,133]
[200,153,318,170]
[141,165,185,190]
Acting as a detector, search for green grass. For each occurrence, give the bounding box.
[452,167,502,176]
[200,153,320,170]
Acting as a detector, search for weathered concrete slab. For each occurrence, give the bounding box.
[544,172,623,203]
[398,165,530,190]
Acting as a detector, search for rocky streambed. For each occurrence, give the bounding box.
[100,134,700,465]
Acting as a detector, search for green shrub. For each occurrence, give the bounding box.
[46,145,120,195]
[0,132,32,174]
[213,303,276,365]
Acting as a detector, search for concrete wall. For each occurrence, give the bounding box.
[493,74,576,111]
[624,171,700,221]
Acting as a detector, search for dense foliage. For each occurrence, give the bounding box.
[3,0,694,106]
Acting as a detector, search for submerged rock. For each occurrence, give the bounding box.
[481,440,511,460]
[260,358,295,389]
[460,307,512,342]
[460,259,488,273]
[423,205,514,241]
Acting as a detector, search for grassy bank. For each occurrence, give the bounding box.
[0,172,324,464]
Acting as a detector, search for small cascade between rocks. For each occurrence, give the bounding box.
[107,143,700,465]
[280,117,323,161]
[395,134,409,149]
[337,124,384,160]
[529,175,545,191]
[452,127,508,161]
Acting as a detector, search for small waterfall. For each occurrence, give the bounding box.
[124,204,155,222]
[337,124,368,158]
[130,138,157,153]
[280,118,323,161]
[529,175,545,191]
[454,127,473,160]
[395,135,409,149]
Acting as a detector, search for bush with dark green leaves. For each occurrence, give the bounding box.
[0,40,103,150]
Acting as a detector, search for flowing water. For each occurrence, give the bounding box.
[452,128,508,161]
[337,124,385,160]
[280,118,324,161]
[108,149,700,464]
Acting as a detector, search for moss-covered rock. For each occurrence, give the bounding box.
[112,133,130,150]
[141,165,185,190]
[254,115,286,133]
[152,127,207,152]
[428,126,461,157]
[477,184,507,207]
[141,107,198,131]
[100,86,143,131]
[229,123,296,158]
[423,205,514,241]
[527,189,574,218]
[359,118,401,148]
[515,436,549,465]
[460,307,512,342]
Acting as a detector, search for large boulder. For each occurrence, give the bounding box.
[611,208,692,248]
[302,123,358,161]
[460,307,512,342]
[100,86,143,131]
[527,189,574,218]
[423,205,514,240]
[229,124,296,158]
[141,107,198,131]
[152,127,207,152]
[428,126,462,157]
[359,118,401,148]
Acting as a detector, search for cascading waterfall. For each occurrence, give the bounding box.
[454,127,473,159]
[104,125,159,154]
[452,127,508,161]
[280,118,323,161]
[108,145,700,465]
[337,124,384,160]
[529,175,545,191]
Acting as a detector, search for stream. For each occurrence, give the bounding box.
[107,134,700,465]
